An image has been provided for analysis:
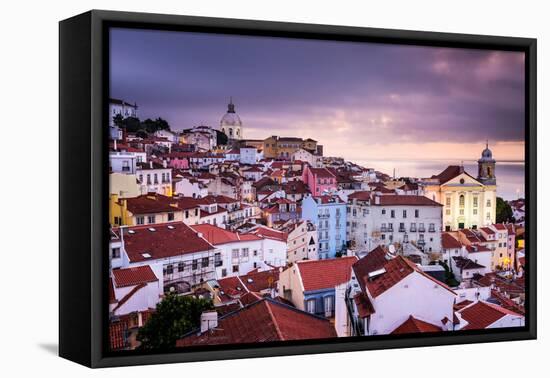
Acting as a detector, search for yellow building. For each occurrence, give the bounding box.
[262,136,319,159]
[110,193,200,227]
[423,145,497,231]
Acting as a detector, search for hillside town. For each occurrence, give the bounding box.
[108,99,526,351]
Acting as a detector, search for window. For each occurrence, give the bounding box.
[415,209,419,218]
[473,197,478,207]
[445,197,451,207]
[147,215,156,224]
[202,257,209,267]
[232,265,239,273]
[459,195,465,207]
[178,262,185,272]
[114,217,120,225]
[241,248,249,260]
[192,260,198,270]
[154,174,158,184]
[168,212,174,221]
[214,253,222,267]
[306,299,316,314]
[382,209,386,215]
[222,268,227,277]
[166,265,173,275]
[324,296,334,316]
[390,210,395,218]
[445,209,451,215]
[232,249,239,259]
[473,209,478,215]
[136,216,144,225]
[403,210,407,218]
[487,199,492,207]
[111,247,121,259]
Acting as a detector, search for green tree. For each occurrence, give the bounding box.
[215,129,229,146]
[137,293,214,350]
[496,197,514,224]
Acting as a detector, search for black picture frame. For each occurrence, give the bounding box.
[59,9,537,368]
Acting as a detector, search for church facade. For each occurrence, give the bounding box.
[422,144,497,231]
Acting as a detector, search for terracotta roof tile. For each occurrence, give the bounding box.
[112,265,158,287]
[391,315,442,334]
[118,222,215,262]
[459,301,522,330]
[176,298,337,346]
[297,256,358,292]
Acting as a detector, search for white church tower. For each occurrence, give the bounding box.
[220,97,243,141]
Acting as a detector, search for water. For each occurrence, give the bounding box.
[355,159,525,201]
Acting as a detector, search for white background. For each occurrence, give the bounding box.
[0,0,547,375]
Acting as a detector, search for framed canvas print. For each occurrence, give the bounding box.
[59,10,537,368]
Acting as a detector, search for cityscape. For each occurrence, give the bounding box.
[108,30,526,351]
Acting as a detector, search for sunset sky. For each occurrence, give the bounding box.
[110,28,526,163]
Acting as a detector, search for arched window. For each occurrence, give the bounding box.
[236,129,239,136]
[459,194,465,207]
[229,128,233,137]
[487,166,492,177]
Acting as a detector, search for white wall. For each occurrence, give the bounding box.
[368,271,456,335]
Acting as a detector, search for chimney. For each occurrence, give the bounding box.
[200,311,218,333]
[149,161,153,169]
[375,196,380,205]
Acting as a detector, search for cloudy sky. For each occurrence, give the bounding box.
[110,28,525,162]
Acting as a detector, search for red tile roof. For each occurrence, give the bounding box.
[493,223,507,230]
[248,225,288,242]
[374,195,442,207]
[348,191,372,201]
[442,233,462,249]
[217,276,247,302]
[353,247,455,298]
[240,268,279,292]
[119,222,215,262]
[125,194,180,215]
[109,321,128,350]
[192,224,262,245]
[431,165,478,185]
[354,292,375,318]
[112,265,158,288]
[480,227,495,235]
[297,256,358,292]
[176,298,337,346]
[309,167,336,178]
[459,301,522,330]
[391,316,442,334]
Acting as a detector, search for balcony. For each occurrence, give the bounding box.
[410,226,417,232]
[428,227,436,233]
[380,227,387,233]
[398,227,406,233]
[319,213,330,219]
[418,227,426,233]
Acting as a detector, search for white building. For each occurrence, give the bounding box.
[239,146,258,165]
[174,176,208,199]
[154,129,178,143]
[136,162,172,196]
[292,148,323,168]
[422,146,497,231]
[347,193,443,255]
[109,98,138,126]
[110,152,138,174]
[110,265,163,316]
[348,246,456,336]
[111,222,218,294]
[192,224,287,278]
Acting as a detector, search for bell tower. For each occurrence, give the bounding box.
[477,141,496,185]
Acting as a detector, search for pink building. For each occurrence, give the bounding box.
[163,153,190,169]
[302,165,337,195]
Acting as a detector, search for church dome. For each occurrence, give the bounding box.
[479,141,495,162]
[220,99,242,127]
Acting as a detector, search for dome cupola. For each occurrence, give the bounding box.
[220,97,243,140]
